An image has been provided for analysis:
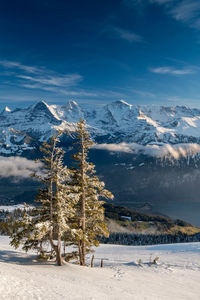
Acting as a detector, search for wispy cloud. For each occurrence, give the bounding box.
[150,0,172,4]
[20,83,58,92]
[123,0,172,8]
[170,0,200,23]
[151,0,200,30]
[118,87,156,98]
[0,60,42,74]
[167,95,200,106]
[0,60,128,100]
[0,60,127,100]
[104,26,143,43]
[17,73,82,87]
[149,66,196,75]
[0,60,91,96]
[132,89,156,98]
[123,0,145,8]
[124,0,200,30]
[59,89,98,97]
[21,84,98,97]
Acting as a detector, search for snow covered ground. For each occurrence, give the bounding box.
[0,204,34,212]
[0,235,200,299]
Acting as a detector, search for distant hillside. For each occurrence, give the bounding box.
[104,203,200,235]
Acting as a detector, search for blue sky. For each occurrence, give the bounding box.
[1,0,200,108]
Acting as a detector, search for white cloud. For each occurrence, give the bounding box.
[0,61,42,74]
[0,60,90,96]
[0,61,82,90]
[150,0,173,4]
[0,156,42,179]
[123,0,172,8]
[106,26,143,43]
[124,0,200,31]
[20,83,122,98]
[151,0,200,30]
[149,66,195,75]
[93,142,200,160]
[94,143,134,153]
[18,74,82,87]
[20,83,57,92]
[170,0,200,23]
[59,89,98,97]
[0,60,125,99]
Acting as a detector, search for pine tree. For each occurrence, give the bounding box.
[71,119,113,266]
[10,132,77,266]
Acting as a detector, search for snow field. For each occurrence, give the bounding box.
[0,236,200,299]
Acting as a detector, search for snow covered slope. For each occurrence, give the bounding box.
[0,235,200,299]
[2,100,200,155]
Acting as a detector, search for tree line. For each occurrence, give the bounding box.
[99,232,200,246]
[9,120,113,266]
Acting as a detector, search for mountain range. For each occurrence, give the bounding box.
[1,99,200,157]
[2,99,200,225]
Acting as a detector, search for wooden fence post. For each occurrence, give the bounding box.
[91,255,94,267]
[100,259,103,268]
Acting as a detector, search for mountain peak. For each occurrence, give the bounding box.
[66,100,79,110]
[111,100,132,107]
[27,100,60,125]
[62,99,84,122]
[32,100,49,110]
[2,106,11,114]
[107,100,132,114]
[118,99,131,106]
[5,106,11,112]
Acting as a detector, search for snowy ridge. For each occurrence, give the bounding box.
[2,99,200,156]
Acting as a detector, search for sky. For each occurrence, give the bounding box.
[1,0,200,108]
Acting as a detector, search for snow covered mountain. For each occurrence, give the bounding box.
[1,99,200,155]
[2,100,200,224]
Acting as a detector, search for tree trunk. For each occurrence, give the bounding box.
[56,234,62,266]
[81,194,86,266]
[80,131,86,266]
[78,240,83,265]
[63,242,66,257]
[49,230,62,266]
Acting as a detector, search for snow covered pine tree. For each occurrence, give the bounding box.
[10,131,77,266]
[71,119,114,266]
